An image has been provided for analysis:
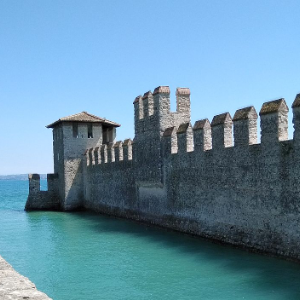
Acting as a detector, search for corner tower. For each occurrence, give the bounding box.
[47,111,120,210]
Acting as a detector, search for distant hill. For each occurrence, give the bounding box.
[0,174,47,180]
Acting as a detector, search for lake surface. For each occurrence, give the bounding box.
[0,179,300,300]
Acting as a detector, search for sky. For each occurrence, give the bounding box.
[0,0,300,175]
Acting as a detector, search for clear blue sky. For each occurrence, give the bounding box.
[0,0,299,175]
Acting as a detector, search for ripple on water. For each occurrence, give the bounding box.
[0,179,300,300]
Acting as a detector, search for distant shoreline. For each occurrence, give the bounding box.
[0,174,47,181]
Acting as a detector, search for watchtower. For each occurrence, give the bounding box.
[46,111,120,210]
[133,86,191,183]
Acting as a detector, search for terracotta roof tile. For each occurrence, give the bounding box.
[46,111,120,128]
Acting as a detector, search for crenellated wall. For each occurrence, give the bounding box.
[158,96,299,259]
[27,86,300,261]
[133,87,191,183]
[26,173,60,210]
[83,138,135,214]
[81,88,300,261]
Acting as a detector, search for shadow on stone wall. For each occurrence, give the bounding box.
[74,211,300,299]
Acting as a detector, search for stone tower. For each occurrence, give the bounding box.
[133,86,191,183]
[46,111,120,210]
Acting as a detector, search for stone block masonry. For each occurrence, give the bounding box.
[26,174,60,211]
[26,87,300,262]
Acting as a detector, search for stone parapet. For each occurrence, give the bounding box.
[211,112,233,148]
[259,98,289,145]
[28,87,300,262]
[25,173,60,211]
[193,119,212,151]
[233,106,258,146]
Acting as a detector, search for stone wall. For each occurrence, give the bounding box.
[27,87,300,261]
[25,174,60,210]
[82,89,300,261]
[53,122,104,210]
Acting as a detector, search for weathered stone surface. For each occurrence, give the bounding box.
[0,256,51,300]
[292,93,300,108]
[260,98,289,144]
[27,88,300,262]
[211,112,233,148]
[193,119,212,151]
[233,106,258,146]
[259,98,288,115]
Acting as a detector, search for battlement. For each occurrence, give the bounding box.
[162,97,295,155]
[25,173,60,210]
[134,86,191,136]
[193,119,212,151]
[27,86,300,262]
[86,138,133,167]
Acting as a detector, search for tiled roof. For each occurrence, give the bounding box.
[46,111,120,128]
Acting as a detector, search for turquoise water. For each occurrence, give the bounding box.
[1,180,300,300]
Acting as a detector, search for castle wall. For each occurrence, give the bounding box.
[27,88,300,261]
[81,91,300,261]
[83,132,300,261]
[83,142,136,214]
[133,87,190,183]
[162,140,300,259]
[25,174,60,210]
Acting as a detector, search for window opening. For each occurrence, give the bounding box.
[88,124,93,138]
[73,123,78,138]
[103,127,113,144]
[103,128,108,144]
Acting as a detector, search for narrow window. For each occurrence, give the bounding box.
[103,129,107,143]
[108,128,113,143]
[73,123,78,138]
[88,124,93,138]
[57,153,60,161]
